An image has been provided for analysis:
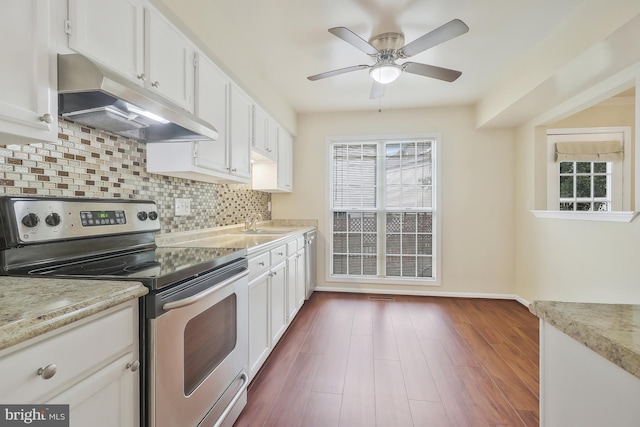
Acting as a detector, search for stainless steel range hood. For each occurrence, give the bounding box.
[58,54,218,143]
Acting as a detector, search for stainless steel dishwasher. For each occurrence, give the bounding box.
[304,230,317,299]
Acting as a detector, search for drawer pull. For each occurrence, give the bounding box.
[126,361,140,372]
[277,252,283,256]
[258,262,265,266]
[37,364,57,380]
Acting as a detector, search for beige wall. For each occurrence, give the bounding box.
[515,94,640,304]
[273,106,517,297]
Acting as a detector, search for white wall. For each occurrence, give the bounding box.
[273,106,517,297]
[515,81,640,304]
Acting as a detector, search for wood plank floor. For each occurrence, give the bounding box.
[234,292,539,427]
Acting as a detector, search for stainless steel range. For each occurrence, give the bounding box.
[0,196,249,427]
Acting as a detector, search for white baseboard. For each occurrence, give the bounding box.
[314,285,530,307]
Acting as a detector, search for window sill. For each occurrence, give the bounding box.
[530,210,639,222]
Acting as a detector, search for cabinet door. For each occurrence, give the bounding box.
[296,248,306,309]
[0,0,56,143]
[251,105,276,162]
[286,255,297,321]
[68,0,144,84]
[145,6,195,112]
[194,53,229,173]
[277,129,293,191]
[229,85,252,179]
[248,272,270,379]
[270,262,287,347]
[48,353,139,427]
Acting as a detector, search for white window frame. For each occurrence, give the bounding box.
[326,134,442,286]
[541,126,632,221]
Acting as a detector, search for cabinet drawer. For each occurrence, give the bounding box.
[270,244,287,265]
[248,251,270,279]
[286,239,297,257]
[296,237,305,251]
[0,303,136,403]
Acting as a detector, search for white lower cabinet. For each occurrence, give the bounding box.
[295,246,306,308]
[247,236,308,381]
[0,300,140,426]
[269,261,287,347]
[540,321,640,427]
[248,270,270,380]
[48,353,137,427]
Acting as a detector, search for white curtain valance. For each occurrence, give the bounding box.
[555,140,623,162]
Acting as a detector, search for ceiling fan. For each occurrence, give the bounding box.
[307,19,469,99]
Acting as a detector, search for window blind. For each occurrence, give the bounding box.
[555,140,623,162]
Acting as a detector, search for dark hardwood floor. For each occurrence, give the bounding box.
[234,292,539,427]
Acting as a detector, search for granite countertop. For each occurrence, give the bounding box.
[529,300,640,380]
[156,220,317,251]
[0,277,148,351]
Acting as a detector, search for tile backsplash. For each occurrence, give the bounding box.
[0,119,271,233]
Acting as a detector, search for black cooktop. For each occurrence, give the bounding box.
[15,245,247,290]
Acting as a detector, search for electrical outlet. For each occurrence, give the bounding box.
[175,198,191,216]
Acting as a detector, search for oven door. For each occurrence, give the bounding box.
[149,263,249,427]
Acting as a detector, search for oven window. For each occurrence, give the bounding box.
[184,294,237,395]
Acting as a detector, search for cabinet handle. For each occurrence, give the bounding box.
[273,271,277,276]
[37,364,57,380]
[39,113,53,124]
[231,168,237,172]
[277,252,283,256]
[126,361,140,372]
[137,73,147,82]
[258,262,265,266]
[151,81,160,88]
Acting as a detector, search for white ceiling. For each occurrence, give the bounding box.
[156,0,640,124]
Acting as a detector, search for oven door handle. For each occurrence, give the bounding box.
[162,270,248,311]
[213,372,248,427]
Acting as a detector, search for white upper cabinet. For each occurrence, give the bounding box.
[277,129,293,190]
[144,6,195,112]
[67,0,145,84]
[0,0,57,143]
[229,85,252,179]
[194,53,230,173]
[252,126,293,192]
[146,79,251,184]
[251,105,277,162]
[67,0,195,112]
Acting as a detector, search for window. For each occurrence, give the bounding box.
[546,127,630,212]
[558,161,612,211]
[329,137,438,283]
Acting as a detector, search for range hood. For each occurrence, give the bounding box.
[58,54,218,143]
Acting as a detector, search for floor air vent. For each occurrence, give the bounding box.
[368,296,395,301]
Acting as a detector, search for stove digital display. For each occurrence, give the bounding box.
[80,210,126,226]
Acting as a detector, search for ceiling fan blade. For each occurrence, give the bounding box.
[328,27,379,56]
[369,81,385,99]
[307,64,370,81]
[399,19,469,58]
[403,62,462,82]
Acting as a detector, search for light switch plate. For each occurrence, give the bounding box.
[175,198,191,216]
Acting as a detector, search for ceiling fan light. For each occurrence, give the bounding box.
[369,63,402,84]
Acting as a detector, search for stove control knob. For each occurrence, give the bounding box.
[21,213,39,228]
[148,211,158,221]
[137,211,148,221]
[45,213,61,227]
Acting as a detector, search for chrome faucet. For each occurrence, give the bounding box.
[245,212,263,231]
